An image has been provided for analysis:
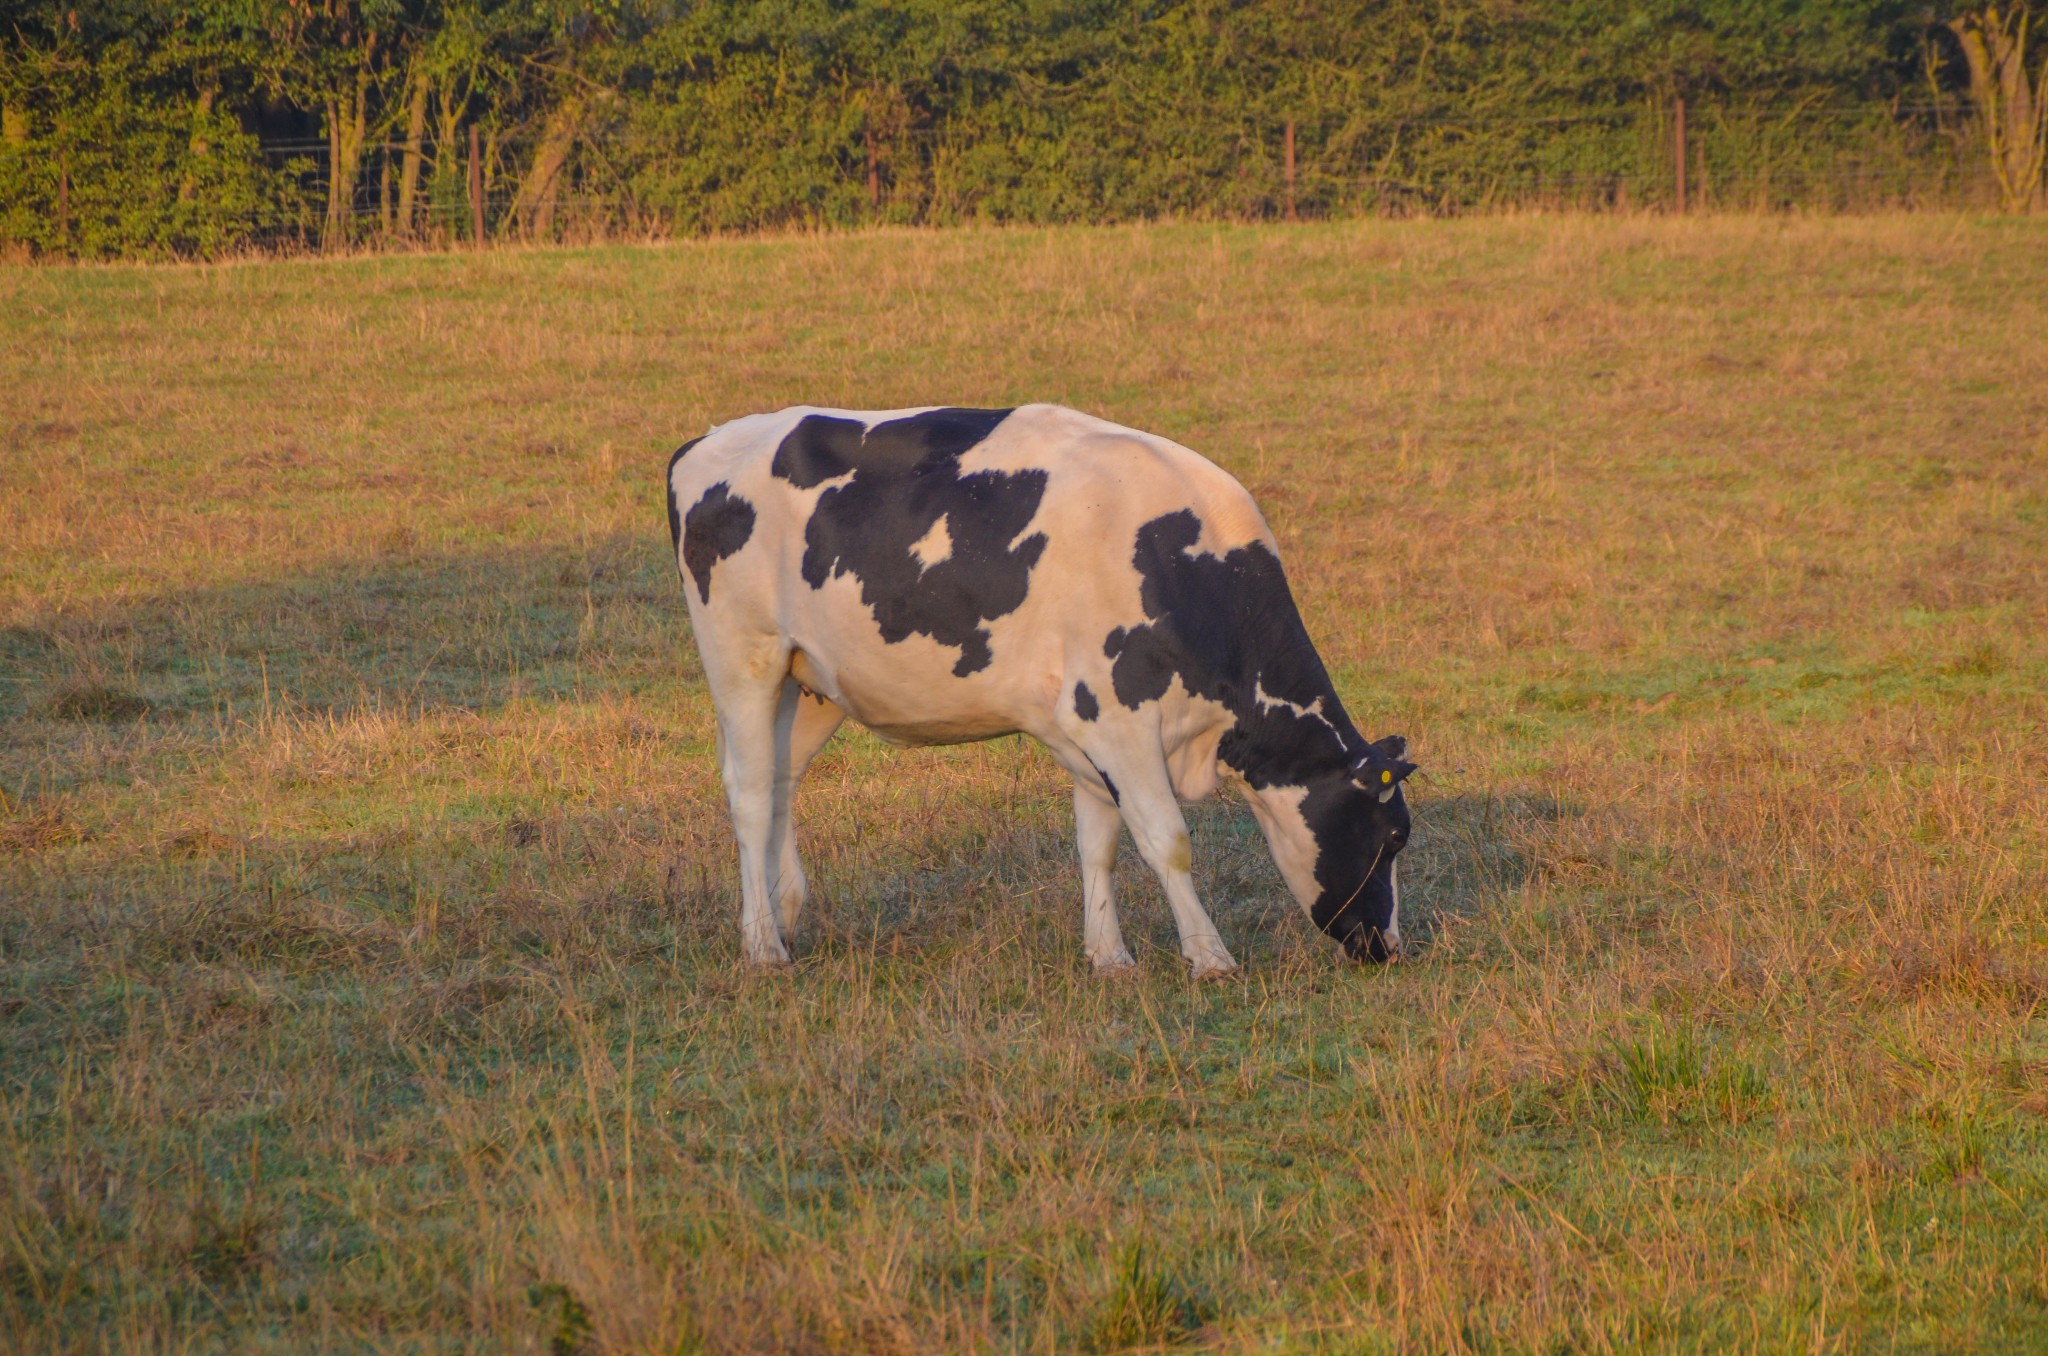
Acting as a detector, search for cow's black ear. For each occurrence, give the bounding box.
[1351,740,1418,801]
[1374,758,1419,801]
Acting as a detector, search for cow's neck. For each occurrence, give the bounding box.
[1213,605,1359,776]
[1213,617,1362,918]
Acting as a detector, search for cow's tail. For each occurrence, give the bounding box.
[664,436,705,558]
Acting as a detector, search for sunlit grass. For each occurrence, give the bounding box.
[3,215,2047,1351]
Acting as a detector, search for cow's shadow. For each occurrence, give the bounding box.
[0,531,690,727]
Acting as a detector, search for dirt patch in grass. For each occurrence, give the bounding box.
[44,680,150,721]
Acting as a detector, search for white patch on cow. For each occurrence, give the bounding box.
[1253,680,1334,730]
[1237,781,1322,917]
[1386,858,1401,948]
[1162,693,1234,801]
[909,513,953,571]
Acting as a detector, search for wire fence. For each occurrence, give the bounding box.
[3,98,2012,260]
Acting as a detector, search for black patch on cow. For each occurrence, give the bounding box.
[1103,510,1352,787]
[664,437,704,561]
[1084,756,1120,805]
[1073,681,1100,721]
[681,482,756,604]
[771,408,1043,677]
[1102,508,1414,958]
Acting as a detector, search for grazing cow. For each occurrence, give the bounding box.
[666,404,1416,975]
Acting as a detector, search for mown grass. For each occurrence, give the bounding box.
[2,214,2046,1353]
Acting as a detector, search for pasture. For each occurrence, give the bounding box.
[3,216,2047,1353]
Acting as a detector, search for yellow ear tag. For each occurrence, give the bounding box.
[1381,770,1393,784]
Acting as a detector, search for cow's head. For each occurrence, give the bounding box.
[1306,734,1418,963]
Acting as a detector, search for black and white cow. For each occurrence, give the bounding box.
[666,404,1417,976]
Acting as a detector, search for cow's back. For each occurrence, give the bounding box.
[668,404,1275,745]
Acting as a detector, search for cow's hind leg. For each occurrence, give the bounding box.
[1074,782,1136,973]
[705,646,796,966]
[1076,739,1237,979]
[767,677,844,947]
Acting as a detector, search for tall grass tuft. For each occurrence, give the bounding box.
[1088,1240,1205,1353]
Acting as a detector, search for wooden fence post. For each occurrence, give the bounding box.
[1284,119,1298,221]
[1673,97,1687,214]
[468,124,485,244]
[56,147,70,246]
[866,126,880,211]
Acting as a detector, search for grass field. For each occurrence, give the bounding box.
[3,215,2047,1354]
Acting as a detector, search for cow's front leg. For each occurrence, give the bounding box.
[1094,751,1238,979]
[712,672,792,967]
[1074,782,1135,973]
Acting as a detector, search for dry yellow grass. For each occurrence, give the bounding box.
[2,214,2047,1353]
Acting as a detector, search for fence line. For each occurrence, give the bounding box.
[1,98,2009,259]
[23,106,1996,166]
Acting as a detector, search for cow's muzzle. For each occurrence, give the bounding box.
[1341,924,1401,964]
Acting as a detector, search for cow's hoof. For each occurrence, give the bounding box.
[1190,953,1239,981]
[1090,950,1138,976]
[743,939,793,967]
